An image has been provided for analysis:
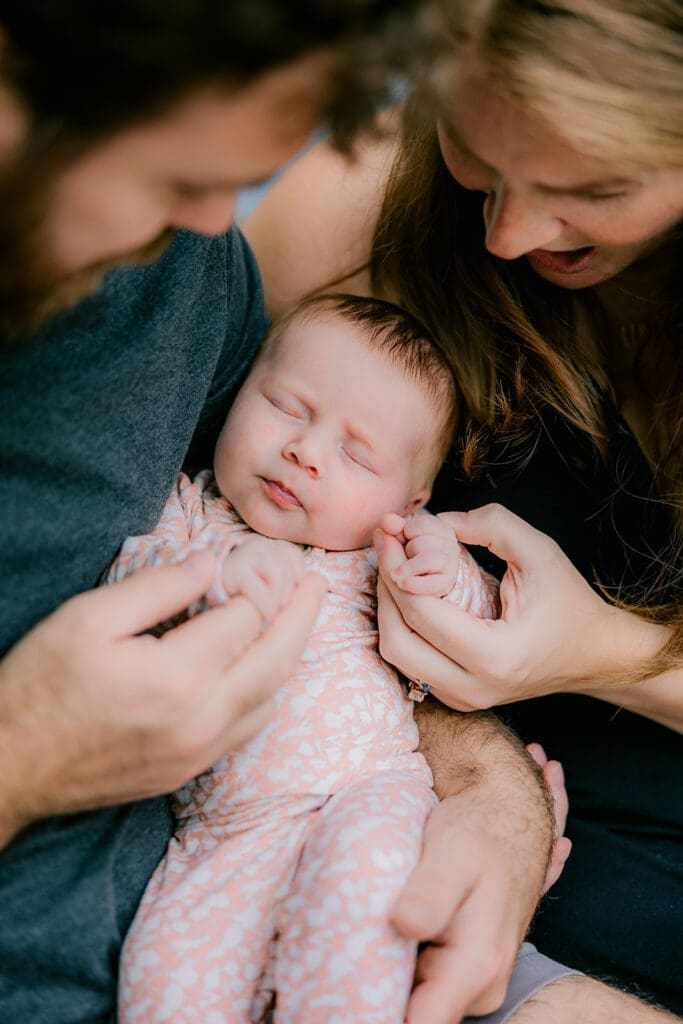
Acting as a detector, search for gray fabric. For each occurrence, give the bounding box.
[468,943,582,1024]
[0,228,268,1023]
[260,943,579,1023]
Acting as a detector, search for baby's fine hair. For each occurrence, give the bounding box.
[267,293,457,470]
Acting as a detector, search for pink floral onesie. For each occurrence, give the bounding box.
[113,471,499,1024]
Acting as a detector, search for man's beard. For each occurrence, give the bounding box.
[0,219,175,339]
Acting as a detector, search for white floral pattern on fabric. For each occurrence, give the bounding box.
[114,471,499,1023]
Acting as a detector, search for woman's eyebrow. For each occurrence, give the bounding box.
[439,117,492,167]
[439,109,636,196]
[535,178,635,197]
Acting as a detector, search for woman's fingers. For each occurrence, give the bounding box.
[438,505,550,567]
[375,526,507,697]
[377,579,488,710]
[403,513,453,541]
[380,573,498,676]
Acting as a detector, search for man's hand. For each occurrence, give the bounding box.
[0,551,325,847]
[221,537,306,620]
[391,703,569,1024]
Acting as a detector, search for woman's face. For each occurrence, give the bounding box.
[436,68,683,289]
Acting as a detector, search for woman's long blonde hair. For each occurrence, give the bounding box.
[370,0,682,673]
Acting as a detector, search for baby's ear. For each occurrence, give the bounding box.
[402,488,430,516]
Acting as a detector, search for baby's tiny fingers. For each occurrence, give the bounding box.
[238,569,284,620]
[403,514,452,541]
[404,535,442,560]
[393,572,452,596]
[394,551,448,579]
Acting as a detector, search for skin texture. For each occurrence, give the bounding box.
[376,508,677,720]
[214,313,438,551]
[242,94,681,1018]
[0,554,326,844]
[45,66,326,274]
[0,55,333,848]
[0,54,329,334]
[510,975,681,1024]
[436,65,683,289]
[243,119,683,728]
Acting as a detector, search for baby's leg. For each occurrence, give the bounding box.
[119,798,321,1024]
[274,773,437,1024]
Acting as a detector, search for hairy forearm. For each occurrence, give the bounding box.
[415,701,554,840]
[510,975,680,1024]
[415,701,556,932]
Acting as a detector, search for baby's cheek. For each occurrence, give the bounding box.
[337,490,369,520]
[248,421,279,448]
[330,490,385,546]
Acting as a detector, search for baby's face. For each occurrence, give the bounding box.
[214,314,439,550]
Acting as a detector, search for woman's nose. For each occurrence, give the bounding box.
[483,184,565,260]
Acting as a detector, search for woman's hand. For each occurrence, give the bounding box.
[375,503,665,710]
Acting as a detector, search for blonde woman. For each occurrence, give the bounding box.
[245,1,683,1021]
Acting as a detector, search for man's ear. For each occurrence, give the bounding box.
[402,487,431,516]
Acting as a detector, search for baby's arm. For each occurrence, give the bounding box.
[219,536,307,620]
[382,512,500,619]
[106,472,306,622]
[110,525,306,624]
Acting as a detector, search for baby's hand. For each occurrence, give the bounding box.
[221,537,307,620]
[383,512,463,597]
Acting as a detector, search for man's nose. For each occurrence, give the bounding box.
[483,184,565,260]
[169,193,237,237]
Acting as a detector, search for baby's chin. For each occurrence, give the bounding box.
[219,486,376,550]
[225,494,304,545]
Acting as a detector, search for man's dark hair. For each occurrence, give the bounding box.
[1,0,431,152]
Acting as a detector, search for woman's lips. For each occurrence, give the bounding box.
[527,245,598,275]
[261,477,302,509]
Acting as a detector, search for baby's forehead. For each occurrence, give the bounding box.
[256,306,451,430]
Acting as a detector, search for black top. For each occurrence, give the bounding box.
[432,410,683,1010]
